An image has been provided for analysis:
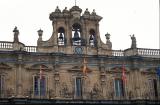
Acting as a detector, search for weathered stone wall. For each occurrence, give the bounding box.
[0,51,159,100]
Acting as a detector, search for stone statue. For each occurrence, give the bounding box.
[91,9,96,15]
[13,26,19,43]
[55,6,61,13]
[84,8,90,15]
[62,7,69,13]
[105,33,112,50]
[130,34,137,49]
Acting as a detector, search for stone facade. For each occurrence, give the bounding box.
[0,5,160,101]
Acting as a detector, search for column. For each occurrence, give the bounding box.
[16,53,23,97]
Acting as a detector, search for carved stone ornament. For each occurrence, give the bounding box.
[60,82,70,98]
[90,83,102,99]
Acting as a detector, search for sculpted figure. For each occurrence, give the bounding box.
[130,34,137,49]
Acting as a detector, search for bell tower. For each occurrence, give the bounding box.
[37,5,112,55]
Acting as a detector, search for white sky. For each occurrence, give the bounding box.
[0,0,159,50]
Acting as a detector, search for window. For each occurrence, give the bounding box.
[0,75,4,98]
[75,78,82,97]
[114,79,124,97]
[33,75,46,97]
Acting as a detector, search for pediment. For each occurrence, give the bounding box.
[26,64,51,71]
[0,62,12,69]
[68,65,92,73]
[109,66,128,73]
[111,66,128,70]
[72,66,81,69]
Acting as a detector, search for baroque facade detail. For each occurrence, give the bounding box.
[0,5,160,102]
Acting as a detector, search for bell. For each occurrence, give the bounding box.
[89,35,94,40]
[73,29,80,41]
[59,33,63,40]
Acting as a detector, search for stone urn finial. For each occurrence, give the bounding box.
[37,29,43,37]
[105,33,110,40]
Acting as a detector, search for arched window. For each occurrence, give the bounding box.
[72,23,81,46]
[89,29,96,47]
[58,27,65,45]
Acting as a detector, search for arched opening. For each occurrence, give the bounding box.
[72,23,81,46]
[58,27,65,45]
[89,29,96,46]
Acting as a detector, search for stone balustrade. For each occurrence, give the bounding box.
[137,48,160,56]
[137,48,160,57]
[112,50,124,56]
[0,41,13,49]
[24,46,37,52]
[0,41,159,57]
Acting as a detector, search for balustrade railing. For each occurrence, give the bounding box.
[0,41,159,57]
[24,46,37,52]
[112,50,124,56]
[137,48,160,57]
[0,41,13,49]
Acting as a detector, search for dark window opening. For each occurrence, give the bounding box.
[75,78,82,97]
[34,76,46,96]
[153,79,158,98]
[115,79,125,97]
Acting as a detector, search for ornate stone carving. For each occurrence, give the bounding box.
[55,6,61,13]
[91,9,96,15]
[90,83,102,99]
[84,8,90,15]
[105,33,112,50]
[70,6,82,13]
[130,34,137,49]
[60,82,70,98]
[6,88,15,97]
[13,26,19,43]
[62,7,69,13]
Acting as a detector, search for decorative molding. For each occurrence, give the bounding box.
[0,62,12,70]
[26,64,52,71]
